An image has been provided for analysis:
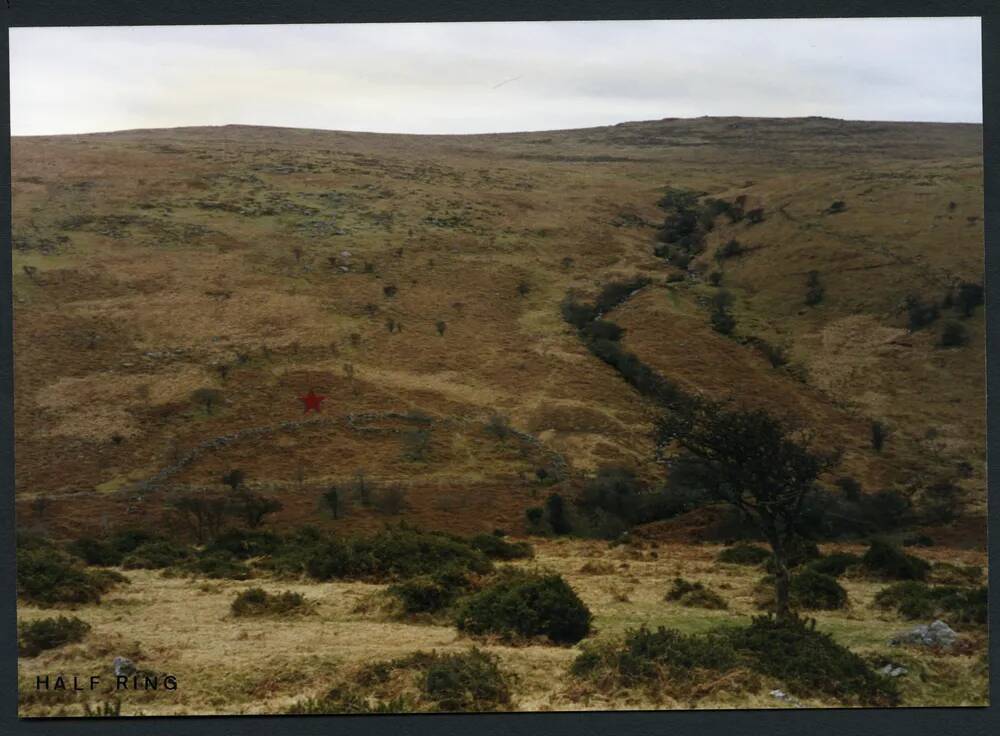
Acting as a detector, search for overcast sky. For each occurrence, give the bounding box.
[9,18,983,136]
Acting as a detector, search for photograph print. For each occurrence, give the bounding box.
[8,16,988,716]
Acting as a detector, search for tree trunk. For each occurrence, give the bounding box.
[772,552,792,620]
[764,523,792,620]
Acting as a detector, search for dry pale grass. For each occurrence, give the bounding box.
[16,537,988,716]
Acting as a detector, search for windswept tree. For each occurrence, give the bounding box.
[171,495,231,543]
[235,492,283,529]
[655,399,836,619]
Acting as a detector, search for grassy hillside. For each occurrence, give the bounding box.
[12,117,986,714]
[12,117,985,531]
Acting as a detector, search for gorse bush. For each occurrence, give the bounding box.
[182,550,252,580]
[725,615,898,705]
[873,582,986,625]
[230,588,308,617]
[715,239,745,261]
[755,570,847,611]
[665,578,728,610]
[288,648,512,713]
[788,569,848,610]
[576,466,646,525]
[583,319,624,342]
[16,543,127,607]
[807,552,861,577]
[389,574,465,615]
[456,570,591,644]
[302,526,493,582]
[572,615,897,705]
[571,625,740,693]
[418,649,512,712]
[861,540,930,581]
[121,540,192,569]
[18,616,91,657]
[916,480,966,524]
[717,543,770,565]
[67,528,161,566]
[385,564,475,616]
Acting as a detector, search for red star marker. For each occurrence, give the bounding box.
[299,389,326,414]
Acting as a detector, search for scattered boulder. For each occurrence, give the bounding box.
[878,663,908,678]
[113,656,136,677]
[889,619,958,649]
[769,689,802,707]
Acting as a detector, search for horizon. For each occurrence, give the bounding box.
[8,114,986,140]
[10,18,983,137]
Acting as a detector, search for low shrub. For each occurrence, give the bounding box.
[455,570,591,644]
[726,615,898,706]
[572,616,896,706]
[468,534,533,560]
[715,239,745,261]
[903,534,934,548]
[304,526,493,582]
[16,546,124,607]
[862,489,911,530]
[183,551,252,580]
[121,540,192,569]
[231,588,309,617]
[717,543,770,565]
[256,526,326,576]
[583,320,624,342]
[66,529,161,567]
[916,480,966,524]
[288,648,512,713]
[66,538,121,567]
[874,581,986,625]
[388,567,472,615]
[807,552,861,577]
[710,306,736,335]
[665,578,728,610]
[418,649,512,711]
[18,616,91,657]
[571,625,739,693]
[789,570,848,610]
[861,540,930,581]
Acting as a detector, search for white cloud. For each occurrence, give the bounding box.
[9,17,983,136]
